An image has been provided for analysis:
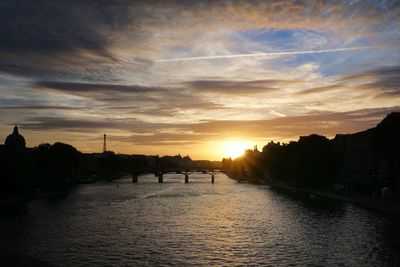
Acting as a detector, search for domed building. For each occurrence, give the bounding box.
[5,126,26,152]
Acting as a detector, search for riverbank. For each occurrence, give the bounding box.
[268,182,400,217]
[203,172,400,217]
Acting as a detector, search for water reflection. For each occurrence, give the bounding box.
[0,174,399,266]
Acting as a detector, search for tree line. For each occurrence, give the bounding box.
[222,134,341,189]
[222,112,400,192]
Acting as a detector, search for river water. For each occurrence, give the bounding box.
[1,173,399,266]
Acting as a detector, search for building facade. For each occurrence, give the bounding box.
[333,128,387,193]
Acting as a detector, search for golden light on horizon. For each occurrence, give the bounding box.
[223,141,249,159]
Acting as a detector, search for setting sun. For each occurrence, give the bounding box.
[223,141,248,159]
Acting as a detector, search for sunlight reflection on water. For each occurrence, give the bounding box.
[1,174,399,266]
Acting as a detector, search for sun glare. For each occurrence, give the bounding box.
[223,141,248,159]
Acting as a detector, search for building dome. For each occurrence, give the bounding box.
[5,126,26,151]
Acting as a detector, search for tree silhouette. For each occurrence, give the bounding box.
[224,134,341,188]
[46,142,80,189]
[293,134,341,188]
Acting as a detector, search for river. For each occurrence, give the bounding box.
[1,173,399,266]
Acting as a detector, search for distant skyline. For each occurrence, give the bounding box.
[0,0,399,160]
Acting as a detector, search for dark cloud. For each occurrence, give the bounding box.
[0,0,134,55]
[361,79,400,97]
[297,85,343,95]
[100,102,227,117]
[185,79,300,94]
[341,66,400,97]
[0,105,82,110]
[18,115,208,135]
[0,51,123,81]
[32,80,223,117]
[0,0,136,78]
[19,117,119,131]
[342,66,400,80]
[36,81,164,94]
[18,116,166,133]
[296,66,400,97]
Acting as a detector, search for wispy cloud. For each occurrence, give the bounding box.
[156,46,381,62]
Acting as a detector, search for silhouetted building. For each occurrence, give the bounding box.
[4,126,26,153]
[333,128,386,193]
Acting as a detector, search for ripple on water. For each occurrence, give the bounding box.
[0,174,399,266]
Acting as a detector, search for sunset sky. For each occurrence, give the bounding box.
[0,0,399,159]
